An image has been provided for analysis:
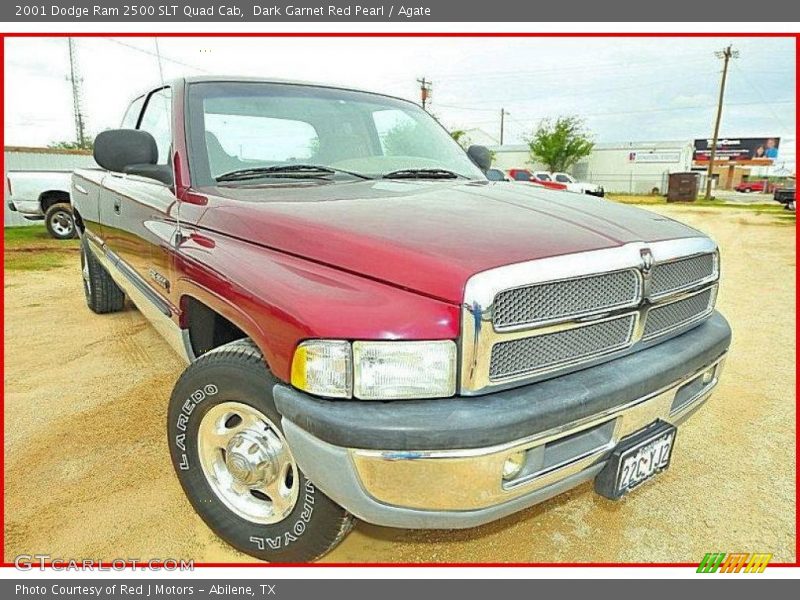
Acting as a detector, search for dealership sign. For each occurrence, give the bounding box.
[629,151,682,163]
[693,137,780,162]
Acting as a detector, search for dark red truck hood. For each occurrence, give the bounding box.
[196,180,703,304]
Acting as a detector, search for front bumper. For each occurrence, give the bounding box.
[275,312,730,529]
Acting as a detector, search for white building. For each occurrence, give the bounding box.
[489,140,695,194]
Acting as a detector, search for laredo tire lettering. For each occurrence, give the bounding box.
[174,384,219,469]
[168,339,353,562]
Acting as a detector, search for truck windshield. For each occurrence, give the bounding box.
[186,81,485,186]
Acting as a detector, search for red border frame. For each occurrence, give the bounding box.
[1,30,797,569]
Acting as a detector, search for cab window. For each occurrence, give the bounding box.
[121,95,145,129]
[139,88,172,165]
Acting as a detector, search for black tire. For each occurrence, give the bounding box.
[167,339,353,562]
[45,202,77,240]
[81,237,125,314]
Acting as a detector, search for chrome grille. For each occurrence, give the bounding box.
[489,315,636,380]
[651,253,715,297]
[643,288,714,340]
[492,269,640,329]
[461,238,720,395]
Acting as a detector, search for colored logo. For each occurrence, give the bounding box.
[697,552,772,573]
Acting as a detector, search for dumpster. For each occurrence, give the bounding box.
[667,172,699,202]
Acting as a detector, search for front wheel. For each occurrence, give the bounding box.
[167,339,353,562]
[81,237,125,314]
[45,202,77,239]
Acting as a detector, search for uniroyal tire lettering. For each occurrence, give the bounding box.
[174,384,219,469]
[248,481,316,550]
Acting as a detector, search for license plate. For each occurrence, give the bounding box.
[595,421,677,500]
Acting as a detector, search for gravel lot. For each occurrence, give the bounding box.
[3,204,796,564]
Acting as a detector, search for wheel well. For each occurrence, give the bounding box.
[182,296,247,358]
[39,190,71,212]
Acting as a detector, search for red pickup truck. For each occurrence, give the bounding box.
[72,77,731,562]
[507,168,568,190]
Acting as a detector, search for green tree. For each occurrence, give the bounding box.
[450,129,469,149]
[527,116,594,172]
[383,121,422,156]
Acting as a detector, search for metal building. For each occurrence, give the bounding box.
[489,140,694,194]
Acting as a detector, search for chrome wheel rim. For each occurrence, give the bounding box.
[51,211,73,237]
[197,402,299,524]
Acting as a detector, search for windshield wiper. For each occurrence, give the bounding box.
[382,168,464,180]
[216,164,372,183]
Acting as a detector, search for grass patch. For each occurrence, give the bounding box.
[4,225,79,272]
[608,194,789,212]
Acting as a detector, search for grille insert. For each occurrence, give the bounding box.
[489,315,636,380]
[651,253,715,297]
[492,269,640,329]
[643,289,714,340]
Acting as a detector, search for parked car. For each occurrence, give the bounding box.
[773,183,795,211]
[507,168,568,190]
[73,76,731,563]
[551,172,605,197]
[734,180,768,193]
[6,171,77,239]
[485,168,510,182]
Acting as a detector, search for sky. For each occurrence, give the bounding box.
[3,36,796,169]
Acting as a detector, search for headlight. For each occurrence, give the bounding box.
[353,340,457,400]
[291,340,457,400]
[291,340,352,399]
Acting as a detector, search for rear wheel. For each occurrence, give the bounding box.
[45,202,76,239]
[167,339,353,562]
[81,237,125,314]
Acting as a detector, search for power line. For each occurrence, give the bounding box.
[730,61,792,132]
[103,37,211,74]
[427,52,714,85]
[458,98,794,127]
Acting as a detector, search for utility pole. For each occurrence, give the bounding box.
[66,38,88,148]
[704,45,739,200]
[417,77,433,111]
[500,108,508,145]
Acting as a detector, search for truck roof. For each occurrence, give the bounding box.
[133,75,412,106]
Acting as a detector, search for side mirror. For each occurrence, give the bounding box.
[467,145,492,172]
[94,129,173,185]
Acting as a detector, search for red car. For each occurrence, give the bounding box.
[507,168,568,190]
[735,180,769,193]
[74,76,730,562]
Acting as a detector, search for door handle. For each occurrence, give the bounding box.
[113,199,121,214]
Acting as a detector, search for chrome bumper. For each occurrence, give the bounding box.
[282,355,725,529]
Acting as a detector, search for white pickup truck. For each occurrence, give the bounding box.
[6,171,76,239]
[550,172,605,197]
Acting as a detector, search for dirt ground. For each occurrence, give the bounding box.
[3,205,796,564]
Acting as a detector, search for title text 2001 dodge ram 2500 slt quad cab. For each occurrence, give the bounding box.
[72,77,731,562]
